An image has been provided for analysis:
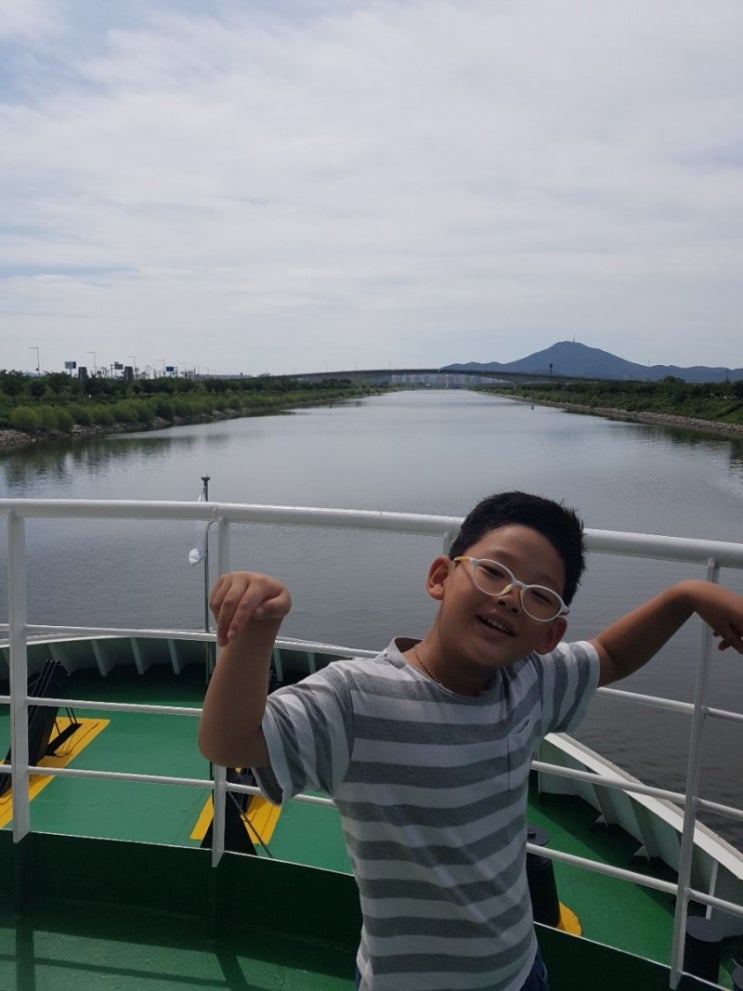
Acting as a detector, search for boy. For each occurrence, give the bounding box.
[198,491,743,991]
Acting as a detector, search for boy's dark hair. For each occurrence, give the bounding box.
[448,491,585,605]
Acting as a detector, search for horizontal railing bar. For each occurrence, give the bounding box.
[22,624,215,642]
[3,673,741,728]
[529,843,679,897]
[696,797,743,824]
[227,781,335,808]
[532,847,743,920]
[2,497,743,566]
[279,637,378,657]
[535,760,743,825]
[537,756,743,824]
[17,765,211,788]
[6,748,740,824]
[0,629,377,659]
[0,704,740,821]
[533,759,688,806]
[584,528,743,567]
[8,742,741,824]
[597,686,695,713]
[0,498,462,536]
[15,696,202,717]
[598,685,743,725]
[705,707,743,725]
[6,755,743,841]
[3,638,742,728]
[687,887,743,920]
[0,763,340,810]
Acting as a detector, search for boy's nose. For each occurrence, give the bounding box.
[497,583,522,611]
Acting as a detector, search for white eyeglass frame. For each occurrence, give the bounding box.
[452,556,569,623]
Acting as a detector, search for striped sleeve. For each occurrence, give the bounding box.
[537,640,600,735]
[258,663,354,804]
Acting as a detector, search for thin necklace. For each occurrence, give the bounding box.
[413,644,445,688]
[414,644,491,696]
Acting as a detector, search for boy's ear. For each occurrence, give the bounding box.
[426,555,454,601]
[535,616,567,654]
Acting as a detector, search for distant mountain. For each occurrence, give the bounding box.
[445,341,742,383]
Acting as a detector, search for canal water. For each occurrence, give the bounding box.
[1,390,743,846]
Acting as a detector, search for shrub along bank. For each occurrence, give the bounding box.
[488,377,743,435]
[0,371,382,449]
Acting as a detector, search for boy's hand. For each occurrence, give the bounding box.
[699,584,743,652]
[210,572,291,647]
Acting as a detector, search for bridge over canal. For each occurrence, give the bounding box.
[291,367,566,387]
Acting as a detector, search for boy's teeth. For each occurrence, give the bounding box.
[481,615,511,634]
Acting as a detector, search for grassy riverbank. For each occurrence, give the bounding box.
[487,378,743,439]
[0,371,386,453]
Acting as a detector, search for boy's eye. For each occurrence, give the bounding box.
[480,562,508,581]
[530,589,553,606]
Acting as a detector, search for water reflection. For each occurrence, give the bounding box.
[637,424,743,485]
[0,430,240,494]
[2,447,74,490]
[728,439,743,480]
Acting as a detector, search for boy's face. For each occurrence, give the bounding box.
[426,524,568,685]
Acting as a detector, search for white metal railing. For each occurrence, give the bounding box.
[2,497,743,989]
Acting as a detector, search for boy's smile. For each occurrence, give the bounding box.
[409,524,568,695]
[478,612,515,637]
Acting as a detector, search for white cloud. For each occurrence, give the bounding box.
[1,0,742,374]
[0,0,60,40]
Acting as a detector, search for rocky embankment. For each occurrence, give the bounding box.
[0,419,173,453]
[0,428,41,451]
[559,403,743,437]
[511,399,743,439]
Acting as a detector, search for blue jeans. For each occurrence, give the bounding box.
[520,947,549,991]
[354,947,549,990]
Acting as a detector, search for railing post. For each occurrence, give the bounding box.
[7,510,31,842]
[208,515,230,865]
[669,558,719,988]
[216,517,231,577]
[442,529,457,555]
[211,763,227,867]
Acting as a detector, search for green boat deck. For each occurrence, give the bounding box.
[1,666,742,990]
[0,833,729,991]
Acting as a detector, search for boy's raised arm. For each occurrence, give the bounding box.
[197,572,291,768]
[593,579,743,687]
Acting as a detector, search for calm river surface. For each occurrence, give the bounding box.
[2,390,743,846]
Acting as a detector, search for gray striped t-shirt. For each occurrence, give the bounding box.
[258,638,599,991]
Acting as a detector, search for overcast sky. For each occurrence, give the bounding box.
[2,1,742,377]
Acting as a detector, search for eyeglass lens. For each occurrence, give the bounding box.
[471,561,562,620]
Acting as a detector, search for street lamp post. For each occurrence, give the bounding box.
[29,347,40,375]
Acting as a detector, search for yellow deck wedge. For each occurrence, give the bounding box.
[0,717,109,828]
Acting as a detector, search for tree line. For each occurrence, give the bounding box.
[0,370,380,437]
[489,376,743,427]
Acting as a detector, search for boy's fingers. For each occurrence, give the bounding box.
[722,619,743,645]
[221,589,261,641]
[713,621,743,653]
[229,589,291,632]
[209,574,291,645]
[255,589,292,619]
[210,577,250,644]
